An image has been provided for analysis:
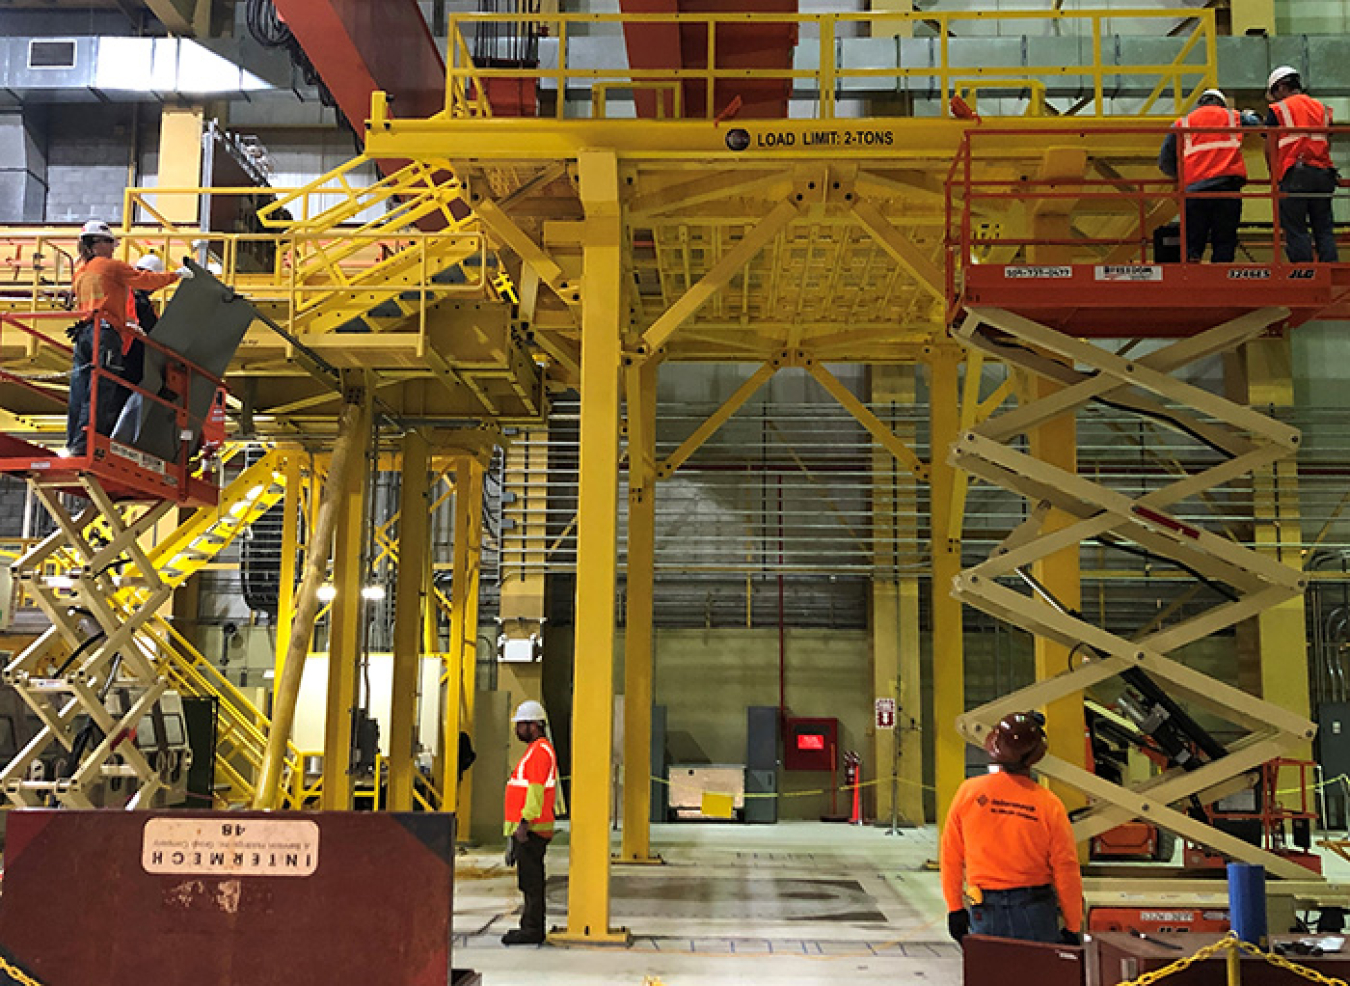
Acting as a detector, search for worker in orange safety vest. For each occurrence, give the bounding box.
[1158,89,1253,263]
[502,699,557,946]
[67,222,186,456]
[941,711,1084,948]
[1265,66,1340,262]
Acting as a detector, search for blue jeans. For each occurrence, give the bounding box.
[1280,165,1340,263]
[66,321,130,456]
[969,885,1063,944]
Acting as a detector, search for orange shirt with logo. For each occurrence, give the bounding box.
[940,768,1084,932]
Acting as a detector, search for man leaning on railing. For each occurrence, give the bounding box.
[1265,66,1340,264]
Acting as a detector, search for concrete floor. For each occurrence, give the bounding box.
[453,821,962,985]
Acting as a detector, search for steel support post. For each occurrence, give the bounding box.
[442,454,485,812]
[1028,373,1088,814]
[929,350,966,828]
[870,365,924,825]
[274,450,303,681]
[1244,337,1312,762]
[620,359,661,863]
[557,150,629,944]
[322,390,373,810]
[153,106,204,225]
[390,430,431,811]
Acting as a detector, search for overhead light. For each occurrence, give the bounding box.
[263,669,275,680]
[316,584,337,603]
[361,584,386,602]
[45,575,75,590]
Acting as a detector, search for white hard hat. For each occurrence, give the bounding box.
[1268,65,1299,95]
[80,220,114,240]
[1199,88,1228,107]
[512,700,548,723]
[134,254,165,273]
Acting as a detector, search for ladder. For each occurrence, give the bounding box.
[949,305,1318,880]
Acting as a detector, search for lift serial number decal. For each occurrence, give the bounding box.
[724,127,895,151]
[1095,265,1163,282]
[142,818,320,877]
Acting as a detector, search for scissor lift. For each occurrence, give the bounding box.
[945,126,1350,880]
[0,311,221,809]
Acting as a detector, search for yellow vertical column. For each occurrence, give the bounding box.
[1246,338,1312,760]
[930,349,965,827]
[154,107,205,226]
[871,365,924,825]
[274,450,303,682]
[1027,375,1088,813]
[1230,0,1275,35]
[390,430,430,811]
[322,387,372,810]
[620,358,661,863]
[443,454,486,813]
[558,149,629,944]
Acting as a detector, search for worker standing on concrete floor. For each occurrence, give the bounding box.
[1265,66,1340,263]
[940,711,1083,947]
[502,699,557,946]
[67,222,187,456]
[1158,88,1253,263]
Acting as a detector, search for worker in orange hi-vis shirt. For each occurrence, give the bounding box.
[66,220,187,457]
[940,711,1084,948]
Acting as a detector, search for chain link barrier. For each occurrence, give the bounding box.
[0,951,45,986]
[1116,932,1349,986]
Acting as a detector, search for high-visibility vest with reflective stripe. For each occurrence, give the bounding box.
[1176,106,1246,184]
[504,737,557,837]
[1272,93,1334,181]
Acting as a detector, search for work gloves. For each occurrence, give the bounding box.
[1060,929,1082,946]
[504,838,517,868]
[175,266,195,279]
[948,910,970,943]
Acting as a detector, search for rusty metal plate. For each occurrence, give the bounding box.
[0,810,455,986]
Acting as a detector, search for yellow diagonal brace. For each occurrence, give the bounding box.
[476,198,572,301]
[805,361,929,481]
[850,199,944,300]
[639,199,799,358]
[657,360,778,479]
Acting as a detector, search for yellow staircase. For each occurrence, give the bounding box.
[111,448,302,806]
[257,156,495,336]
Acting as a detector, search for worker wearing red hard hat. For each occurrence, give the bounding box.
[940,711,1084,947]
[1264,65,1340,263]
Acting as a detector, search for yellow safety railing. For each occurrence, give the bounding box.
[1116,931,1348,986]
[441,8,1217,120]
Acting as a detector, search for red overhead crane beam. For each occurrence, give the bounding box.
[272,0,445,135]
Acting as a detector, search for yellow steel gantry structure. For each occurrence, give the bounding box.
[1,1,1329,942]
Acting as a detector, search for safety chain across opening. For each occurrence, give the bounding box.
[0,951,45,986]
[1116,932,1349,986]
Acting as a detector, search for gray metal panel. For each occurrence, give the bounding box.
[1217,36,1271,93]
[946,36,1021,74]
[838,37,897,94]
[650,704,667,824]
[1318,702,1350,829]
[1026,37,1092,98]
[745,705,778,824]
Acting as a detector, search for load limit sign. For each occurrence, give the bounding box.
[875,698,896,730]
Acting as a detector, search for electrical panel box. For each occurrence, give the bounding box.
[783,716,837,772]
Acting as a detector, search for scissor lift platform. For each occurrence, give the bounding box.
[962,262,1350,338]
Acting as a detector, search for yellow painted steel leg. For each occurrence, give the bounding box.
[442,455,485,813]
[930,349,966,829]
[274,450,302,681]
[1028,373,1088,815]
[1245,338,1312,763]
[871,365,924,825]
[557,150,629,944]
[620,359,661,864]
[1230,0,1275,35]
[322,391,372,810]
[389,430,430,812]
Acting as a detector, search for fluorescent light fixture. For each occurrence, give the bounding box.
[361,584,386,602]
[316,584,337,603]
[45,575,75,590]
[263,669,275,680]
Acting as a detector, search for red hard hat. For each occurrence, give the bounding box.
[984,712,1048,768]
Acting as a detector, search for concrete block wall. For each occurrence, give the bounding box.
[44,104,137,224]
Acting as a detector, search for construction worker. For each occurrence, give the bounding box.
[941,711,1083,947]
[67,222,187,456]
[1265,66,1340,263]
[1158,89,1253,263]
[502,699,557,946]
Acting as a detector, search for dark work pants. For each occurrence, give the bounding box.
[66,321,130,456]
[516,832,549,936]
[1184,179,1243,263]
[1280,165,1340,263]
[968,885,1062,944]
